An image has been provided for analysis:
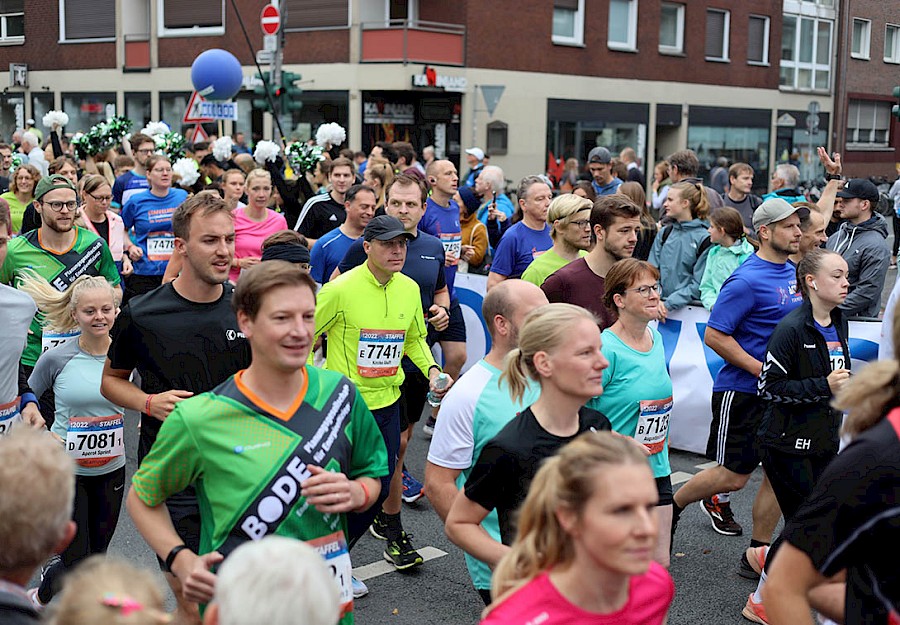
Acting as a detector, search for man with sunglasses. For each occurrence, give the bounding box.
[0,174,120,426]
[112,132,155,211]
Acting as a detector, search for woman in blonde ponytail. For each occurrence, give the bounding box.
[445,303,613,592]
[481,431,673,623]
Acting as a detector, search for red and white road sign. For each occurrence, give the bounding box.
[189,124,209,144]
[261,4,280,35]
[183,91,214,124]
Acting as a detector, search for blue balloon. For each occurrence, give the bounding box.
[191,49,243,101]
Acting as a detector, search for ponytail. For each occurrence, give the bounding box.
[671,180,709,221]
[17,271,119,334]
[500,348,530,405]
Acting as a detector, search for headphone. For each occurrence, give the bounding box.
[811,280,819,291]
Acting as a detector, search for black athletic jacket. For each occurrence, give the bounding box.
[757,299,849,455]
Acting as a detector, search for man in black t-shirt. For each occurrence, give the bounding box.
[101,192,250,625]
[762,409,900,625]
[721,163,762,232]
[294,157,355,245]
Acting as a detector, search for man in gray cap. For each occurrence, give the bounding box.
[671,197,807,576]
[587,146,623,196]
[826,178,890,317]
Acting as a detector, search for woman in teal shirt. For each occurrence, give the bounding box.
[589,258,674,566]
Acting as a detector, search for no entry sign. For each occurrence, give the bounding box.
[261,5,280,35]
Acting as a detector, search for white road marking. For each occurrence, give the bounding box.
[353,546,448,581]
[695,461,719,470]
[670,471,695,485]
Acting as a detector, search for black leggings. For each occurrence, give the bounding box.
[893,214,900,257]
[38,467,126,603]
[760,447,833,573]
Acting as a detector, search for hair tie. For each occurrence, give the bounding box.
[102,594,172,622]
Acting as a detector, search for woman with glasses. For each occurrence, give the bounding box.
[121,155,188,301]
[520,193,593,287]
[1,163,40,233]
[588,258,675,566]
[78,174,136,277]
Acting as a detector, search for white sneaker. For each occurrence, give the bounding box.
[352,576,369,599]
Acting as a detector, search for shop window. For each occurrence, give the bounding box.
[846,99,891,149]
[159,0,223,36]
[747,15,769,65]
[851,18,871,60]
[607,0,637,52]
[284,0,348,31]
[886,24,900,64]
[780,15,832,91]
[31,93,54,131]
[553,0,584,46]
[658,3,684,55]
[486,121,508,156]
[125,92,151,131]
[61,0,115,41]
[62,93,116,133]
[705,8,729,62]
[0,0,24,44]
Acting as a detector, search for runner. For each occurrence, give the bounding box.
[295,156,355,245]
[120,154,188,301]
[128,262,388,625]
[590,258,674,566]
[229,169,288,283]
[310,184,375,285]
[445,303,611,566]
[481,432,673,625]
[520,193,592,287]
[111,132,154,211]
[425,279,549,605]
[22,275,125,608]
[487,176,553,288]
[316,214,451,573]
[102,191,249,625]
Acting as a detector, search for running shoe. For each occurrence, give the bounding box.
[351,576,369,599]
[26,588,46,612]
[383,531,424,570]
[739,546,768,580]
[369,512,389,541]
[402,468,425,504]
[742,593,769,624]
[422,415,437,437]
[701,496,743,536]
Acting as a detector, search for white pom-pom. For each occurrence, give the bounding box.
[315,122,346,148]
[42,110,69,129]
[141,121,170,137]
[253,140,280,164]
[172,157,200,187]
[212,136,234,162]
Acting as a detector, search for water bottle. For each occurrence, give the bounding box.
[427,373,449,407]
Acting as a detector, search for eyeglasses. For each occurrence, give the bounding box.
[135,148,155,155]
[88,192,113,203]
[624,283,661,298]
[568,219,591,229]
[42,200,78,212]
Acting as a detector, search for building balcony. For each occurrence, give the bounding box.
[361,20,465,66]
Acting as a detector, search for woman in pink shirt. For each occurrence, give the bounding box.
[229,168,288,282]
[481,432,674,625]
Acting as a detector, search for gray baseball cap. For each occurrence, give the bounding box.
[588,146,612,164]
[752,197,809,231]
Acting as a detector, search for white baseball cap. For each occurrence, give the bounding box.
[465,147,485,161]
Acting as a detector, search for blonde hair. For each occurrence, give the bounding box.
[500,303,598,403]
[490,432,649,602]
[366,157,394,207]
[17,271,119,334]
[52,557,169,625]
[245,167,271,191]
[669,180,710,220]
[547,193,592,240]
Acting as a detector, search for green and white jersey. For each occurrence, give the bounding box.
[132,366,388,624]
[0,227,120,366]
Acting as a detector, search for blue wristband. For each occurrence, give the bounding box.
[20,393,38,409]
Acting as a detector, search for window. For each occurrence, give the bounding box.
[159,0,223,36]
[553,0,584,45]
[60,0,115,41]
[0,0,24,44]
[284,0,349,31]
[487,120,508,156]
[851,18,871,59]
[847,99,892,149]
[62,93,116,133]
[705,9,729,61]
[124,92,151,131]
[31,93,54,129]
[747,15,769,64]
[659,3,684,54]
[885,24,900,63]
[780,15,832,91]
[607,0,637,52]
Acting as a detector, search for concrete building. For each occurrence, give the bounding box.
[0,0,891,191]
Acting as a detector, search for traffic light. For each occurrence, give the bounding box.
[281,71,304,113]
[252,71,281,112]
[893,86,900,120]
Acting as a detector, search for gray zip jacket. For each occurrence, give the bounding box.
[826,214,890,317]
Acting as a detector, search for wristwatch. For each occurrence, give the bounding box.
[824,173,844,181]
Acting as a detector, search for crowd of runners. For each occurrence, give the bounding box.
[0,124,898,625]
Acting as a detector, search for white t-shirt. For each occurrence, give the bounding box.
[0,284,37,434]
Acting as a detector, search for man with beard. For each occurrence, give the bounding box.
[540,195,641,329]
[112,133,155,211]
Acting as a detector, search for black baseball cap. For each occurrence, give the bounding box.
[836,178,879,203]
[363,215,414,242]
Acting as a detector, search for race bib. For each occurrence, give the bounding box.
[41,330,80,355]
[357,329,404,378]
[147,231,175,261]
[0,398,21,436]
[827,341,846,371]
[66,414,125,468]
[635,396,672,455]
[439,233,462,265]
[308,531,353,618]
